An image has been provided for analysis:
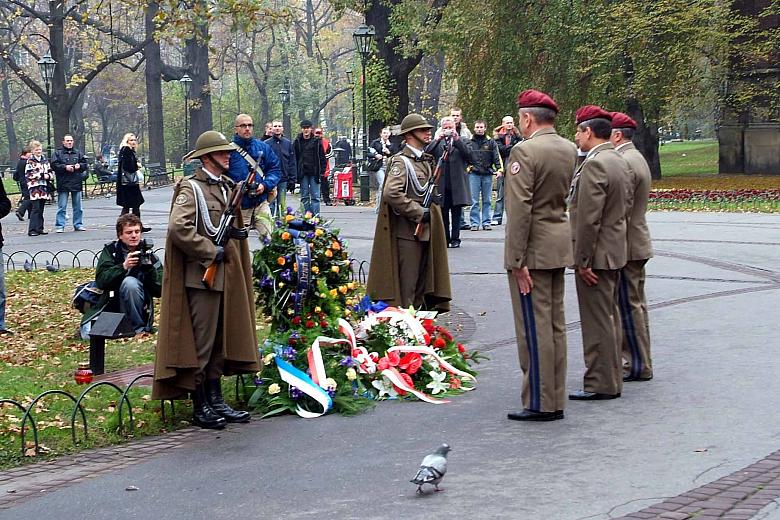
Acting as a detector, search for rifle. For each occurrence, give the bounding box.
[414,137,451,238]
[201,169,255,289]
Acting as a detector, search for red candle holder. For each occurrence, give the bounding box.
[74,362,94,385]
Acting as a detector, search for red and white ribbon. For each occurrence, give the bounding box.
[380,368,449,404]
[388,345,477,386]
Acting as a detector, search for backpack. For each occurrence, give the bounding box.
[72,281,104,314]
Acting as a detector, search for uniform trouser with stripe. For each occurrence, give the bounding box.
[507,268,567,413]
[575,269,622,395]
[186,288,225,385]
[619,259,652,379]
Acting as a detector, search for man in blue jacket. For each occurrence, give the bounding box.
[227,114,282,238]
[265,120,297,217]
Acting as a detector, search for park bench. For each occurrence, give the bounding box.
[89,168,116,197]
[143,162,174,189]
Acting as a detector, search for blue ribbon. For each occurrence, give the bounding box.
[273,349,333,418]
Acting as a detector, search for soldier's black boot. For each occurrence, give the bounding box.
[206,379,251,423]
[192,383,226,429]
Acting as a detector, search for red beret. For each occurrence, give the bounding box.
[575,105,612,125]
[610,111,637,129]
[517,89,559,113]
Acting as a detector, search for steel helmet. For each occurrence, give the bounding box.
[400,113,433,134]
[184,130,237,160]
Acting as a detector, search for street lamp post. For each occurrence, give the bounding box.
[137,104,147,162]
[279,86,290,138]
[352,24,375,202]
[180,74,193,155]
[37,51,56,158]
[345,69,356,166]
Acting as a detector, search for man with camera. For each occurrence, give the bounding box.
[81,214,162,336]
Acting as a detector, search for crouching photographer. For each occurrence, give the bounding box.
[80,214,162,338]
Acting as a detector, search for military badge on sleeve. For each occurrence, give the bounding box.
[390,164,402,176]
[175,193,188,205]
[510,162,521,175]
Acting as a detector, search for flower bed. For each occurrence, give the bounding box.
[648,188,780,213]
[250,209,483,418]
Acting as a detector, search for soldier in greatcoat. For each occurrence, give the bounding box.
[366,114,451,312]
[153,131,261,429]
[568,106,629,401]
[505,90,577,422]
[610,112,654,382]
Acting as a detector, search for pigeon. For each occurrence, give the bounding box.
[23,259,32,272]
[411,443,451,494]
[45,261,60,272]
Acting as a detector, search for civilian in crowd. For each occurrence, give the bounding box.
[51,134,88,232]
[25,140,52,236]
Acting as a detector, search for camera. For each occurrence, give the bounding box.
[137,238,155,267]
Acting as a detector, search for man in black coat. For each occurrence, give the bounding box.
[426,116,474,248]
[265,120,298,217]
[0,178,11,334]
[292,120,327,215]
[51,134,88,232]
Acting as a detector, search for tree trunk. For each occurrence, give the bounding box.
[70,90,86,151]
[626,98,662,179]
[185,7,214,152]
[1,62,18,163]
[365,0,449,129]
[48,0,69,152]
[144,2,166,168]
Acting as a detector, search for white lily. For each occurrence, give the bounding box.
[371,377,398,399]
[426,370,449,395]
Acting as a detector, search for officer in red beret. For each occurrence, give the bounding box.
[609,112,654,383]
[505,89,577,421]
[568,105,629,401]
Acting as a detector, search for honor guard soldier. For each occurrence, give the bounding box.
[505,90,577,422]
[153,131,261,429]
[367,113,451,312]
[568,106,629,401]
[610,112,654,382]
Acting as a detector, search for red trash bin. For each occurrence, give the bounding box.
[335,166,354,205]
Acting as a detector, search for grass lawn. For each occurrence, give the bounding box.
[0,268,258,469]
[659,140,719,177]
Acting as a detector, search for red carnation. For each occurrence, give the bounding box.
[320,320,328,328]
[437,326,453,341]
[305,320,315,328]
[291,316,302,325]
[398,353,423,375]
[457,343,466,353]
[433,337,446,349]
[450,377,462,389]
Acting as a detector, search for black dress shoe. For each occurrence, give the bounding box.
[28,231,40,236]
[450,240,461,248]
[38,230,48,235]
[568,390,621,400]
[192,383,227,429]
[507,409,562,421]
[623,374,653,382]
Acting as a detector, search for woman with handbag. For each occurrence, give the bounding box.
[116,133,145,217]
[24,140,52,236]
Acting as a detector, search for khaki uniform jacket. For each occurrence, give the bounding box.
[504,127,577,270]
[616,142,653,260]
[366,146,451,312]
[153,167,261,400]
[569,142,628,270]
[383,146,432,241]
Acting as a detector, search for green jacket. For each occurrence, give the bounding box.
[81,241,163,326]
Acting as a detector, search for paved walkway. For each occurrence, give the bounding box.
[1,187,780,519]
